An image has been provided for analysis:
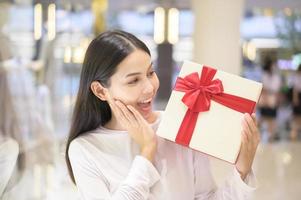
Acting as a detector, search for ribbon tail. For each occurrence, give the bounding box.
[212,93,256,114]
[175,110,199,146]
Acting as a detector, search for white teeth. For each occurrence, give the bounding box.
[140,98,152,104]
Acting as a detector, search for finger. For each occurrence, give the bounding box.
[105,93,126,121]
[104,92,124,117]
[242,116,252,136]
[127,105,145,122]
[251,113,257,125]
[241,130,248,145]
[242,127,250,143]
[115,100,136,123]
[248,113,260,142]
[244,113,257,135]
[251,113,260,133]
[241,131,251,153]
[105,91,118,108]
[112,106,128,127]
[104,91,115,108]
[243,131,255,155]
[110,101,124,119]
[242,119,254,148]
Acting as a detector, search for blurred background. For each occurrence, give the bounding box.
[0,0,301,199]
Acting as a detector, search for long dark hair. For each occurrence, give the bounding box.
[65,30,151,183]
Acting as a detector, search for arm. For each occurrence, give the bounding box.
[69,141,160,200]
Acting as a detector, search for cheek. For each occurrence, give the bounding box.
[110,88,139,105]
[109,76,160,105]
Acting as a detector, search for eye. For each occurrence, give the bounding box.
[148,70,156,77]
[128,78,139,84]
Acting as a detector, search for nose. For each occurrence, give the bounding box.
[143,79,154,95]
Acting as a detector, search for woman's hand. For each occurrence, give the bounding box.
[235,113,260,180]
[105,92,157,162]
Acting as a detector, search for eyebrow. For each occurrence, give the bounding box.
[125,62,153,78]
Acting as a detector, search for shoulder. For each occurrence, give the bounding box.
[68,137,87,161]
[68,135,103,171]
[68,127,128,162]
[68,131,102,161]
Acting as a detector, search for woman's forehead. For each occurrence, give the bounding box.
[114,50,152,77]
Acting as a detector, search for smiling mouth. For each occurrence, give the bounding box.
[137,98,153,112]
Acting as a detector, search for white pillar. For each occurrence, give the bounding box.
[192,0,245,75]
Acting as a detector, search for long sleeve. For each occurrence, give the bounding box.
[68,140,161,200]
[193,151,257,200]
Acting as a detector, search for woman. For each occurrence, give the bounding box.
[259,57,281,141]
[66,30,259,199]
[290,64,301,140]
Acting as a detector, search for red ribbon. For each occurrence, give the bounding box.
[174,66,256,146]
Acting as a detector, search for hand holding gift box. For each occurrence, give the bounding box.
[156,61,263,164]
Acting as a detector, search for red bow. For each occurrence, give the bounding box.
[174,66,256,146]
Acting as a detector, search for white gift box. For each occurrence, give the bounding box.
[156,61,263,163]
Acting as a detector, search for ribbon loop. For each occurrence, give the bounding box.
[174,67,223,112]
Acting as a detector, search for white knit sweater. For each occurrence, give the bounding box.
[69,111,257,200]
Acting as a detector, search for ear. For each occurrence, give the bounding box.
[90,81,107,101]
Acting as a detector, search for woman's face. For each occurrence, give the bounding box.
[106,49,159,120]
